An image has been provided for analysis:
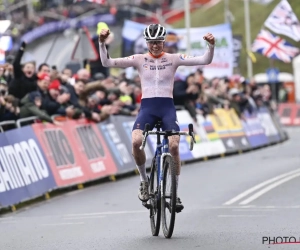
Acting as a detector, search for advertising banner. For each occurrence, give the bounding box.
[122,20,234,79]
[176,110,225,159]
[97,117,135,174]
[111,115,154,167]
[290,104,300,126]
[242,111,269,148]
[277,103,295,126]
[0,126,56,207]
[233,35,242,70]
[207,110,238,153]
[195,114,226,156]
[223,109,251,151]
[67,119,118,180]
[175,110,198,160]
[269,111,288,141]
[32,122,89,187]
[257,107,281,143]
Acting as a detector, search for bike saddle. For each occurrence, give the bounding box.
[154,120,162,129]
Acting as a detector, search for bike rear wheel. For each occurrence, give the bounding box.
[161,155,176,238]
[149,157,161,236]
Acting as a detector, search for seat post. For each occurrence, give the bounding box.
[155,120,162,131]
[155,121,162,144]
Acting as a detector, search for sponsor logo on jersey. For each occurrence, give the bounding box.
[179,54,194,60]
[161,57,167,63]
[163,63,172,67]
[144,58,148,62]
[149,59,155,63]
[143,64,148,69]
[150,65,166,70]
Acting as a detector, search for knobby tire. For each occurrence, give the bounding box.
[161,155,176,238]
[150,157,161,236]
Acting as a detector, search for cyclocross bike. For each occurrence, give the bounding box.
[139,121,196,238]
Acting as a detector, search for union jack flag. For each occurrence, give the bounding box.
[73,0,106,4]
[264,0,300,41]
[251,29,300,63]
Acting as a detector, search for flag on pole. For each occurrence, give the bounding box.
[264,0,300,41]
[251,29,300,63]
[73,0,106,4]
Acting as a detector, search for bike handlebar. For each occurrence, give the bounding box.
[139,123,196,151]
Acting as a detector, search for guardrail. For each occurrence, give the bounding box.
[0,120,16,132]
[16,116,38,128]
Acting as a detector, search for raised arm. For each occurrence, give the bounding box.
[99,42,138,68]
[174,32,215,67]
[99,29,138,68]
[13,42,26,78]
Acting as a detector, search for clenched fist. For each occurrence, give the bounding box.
[203,33,215,45]
[99,29,110,43]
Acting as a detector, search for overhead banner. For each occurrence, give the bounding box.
[122,20,234,79]
[22,14,115,44]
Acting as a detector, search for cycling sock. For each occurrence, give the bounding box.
[176,175,179,195]
[137,164,148,182]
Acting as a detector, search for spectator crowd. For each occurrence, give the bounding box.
[0,38,274,131]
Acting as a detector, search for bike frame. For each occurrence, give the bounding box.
[153,125,171,199]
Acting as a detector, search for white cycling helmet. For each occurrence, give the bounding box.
[143,24,166,41]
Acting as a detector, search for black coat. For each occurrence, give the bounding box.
[66,84,92,118]
[173,80,198,106]
[8,47,38,100]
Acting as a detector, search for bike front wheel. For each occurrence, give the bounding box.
[161,155,177,238]
[149,157,161,236]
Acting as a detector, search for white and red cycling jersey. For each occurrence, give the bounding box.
[98,42,214,99]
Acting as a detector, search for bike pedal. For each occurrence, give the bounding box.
[175,206,184,213]
[142,202,152,210]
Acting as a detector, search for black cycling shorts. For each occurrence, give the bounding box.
[132,97,179,131]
